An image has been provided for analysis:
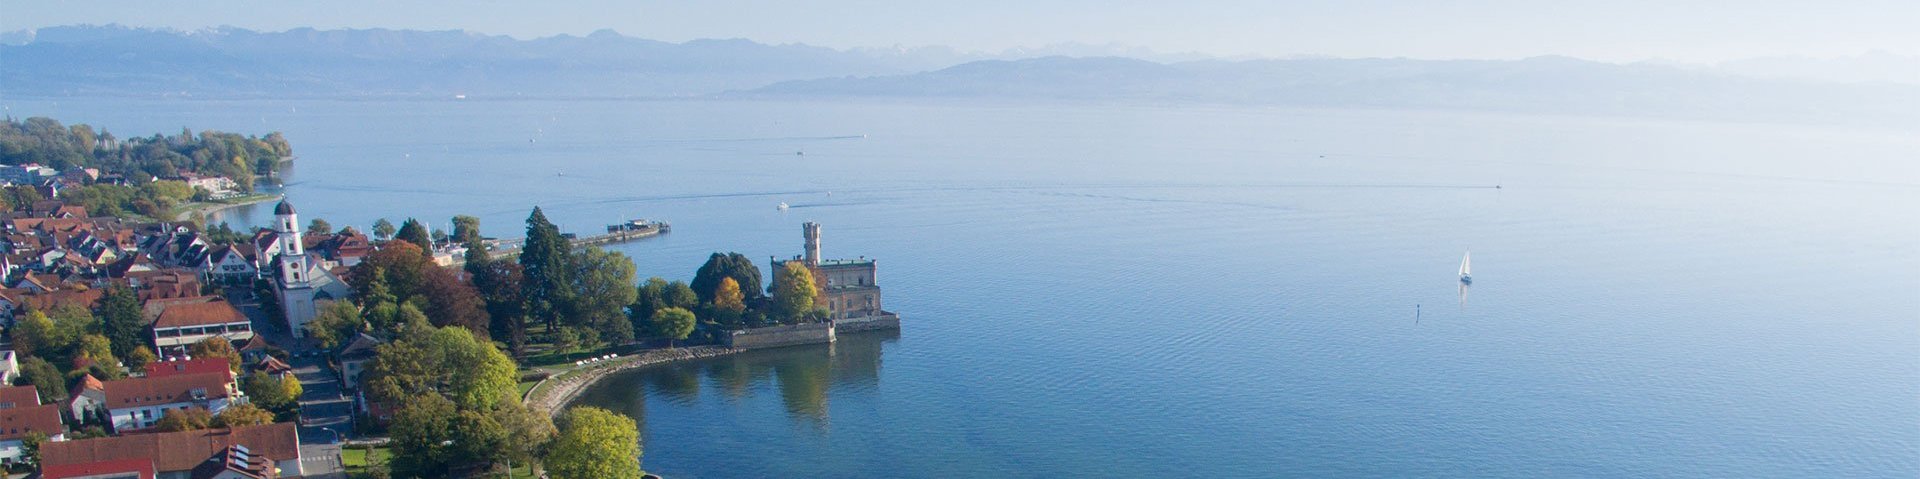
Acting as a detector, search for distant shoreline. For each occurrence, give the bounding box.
[173,193,279,222]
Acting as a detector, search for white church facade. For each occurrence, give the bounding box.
[269,199,351,337]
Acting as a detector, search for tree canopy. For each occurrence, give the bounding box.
[363,325,518,411]
[691,252,764,304]
[545,407,643,479]
[772,261,819,321]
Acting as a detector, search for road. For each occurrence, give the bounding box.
[228,286,350,479]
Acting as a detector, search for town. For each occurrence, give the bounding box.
[0,118,899,478]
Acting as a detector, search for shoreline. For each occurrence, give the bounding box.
[523,345,743,417]
[173,193,280,222]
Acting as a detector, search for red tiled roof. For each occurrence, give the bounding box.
[0,385,40,408]
[101,372,232,409]
[141,295,218,323]
[40,423,298,474]
[40,458,156,479]
[0,404,64,441]
[145,358,232,379]
[153,300,248,329]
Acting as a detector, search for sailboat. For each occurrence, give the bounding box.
[1459,251,1473,284]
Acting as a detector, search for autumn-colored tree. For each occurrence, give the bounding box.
[153,408,213,432]
[212,403,275,428]
[714,277,746,313]
[125,345,157,371]
[188,337,242,374]
[771,261,818,322]
[348,240,490,337]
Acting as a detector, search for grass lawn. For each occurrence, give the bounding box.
[342,445,392,471]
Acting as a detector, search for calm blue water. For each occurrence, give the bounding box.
[5,97,1917,477]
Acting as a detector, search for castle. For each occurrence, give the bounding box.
[773,222,887,322]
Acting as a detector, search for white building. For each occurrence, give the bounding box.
[150,299,256,355]
[269,200,350,337]
[96,372,239,431]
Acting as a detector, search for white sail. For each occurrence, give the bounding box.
[1459,251,1472,276]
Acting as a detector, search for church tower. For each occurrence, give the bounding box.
[275,199,310,289]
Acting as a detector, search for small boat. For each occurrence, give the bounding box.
[777,202,789,211]
[1459,251,1473,284]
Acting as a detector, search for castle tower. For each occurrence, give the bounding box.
[803,222,821,266]
[274,199,309,288]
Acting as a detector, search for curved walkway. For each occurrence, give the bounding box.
[523,346,742,416]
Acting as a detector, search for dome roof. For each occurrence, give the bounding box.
[274,199,296,215]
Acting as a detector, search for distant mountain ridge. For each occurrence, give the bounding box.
[741,55,1919,125]
[0,25,965,98]
[3,25,1913,125]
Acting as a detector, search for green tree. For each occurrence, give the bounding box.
[364,325,517,411]
[565,247,637,344]
[212,403,275,428]
[520,207,572,331]
[97,286,144,357]
[75,334,117,372]
[691,252,764,303]
[469,260,527,357]
[650,307,697,348]
[17,357,66,402]
[307,218,333,236]
[19,432,49,469]
[188,336,242,374]
[451,215,482,247]
[664,281,698,311]
[396,218,433,253]
[243,371,295,412]
[153,407,213,432]
[388,395,459,478]
[772,261,818,322]
[306,300,365,349]
[373,218,397,240]
[545,407,643,479]
[10,310,62,359]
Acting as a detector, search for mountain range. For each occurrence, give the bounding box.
[3,25,1913,125]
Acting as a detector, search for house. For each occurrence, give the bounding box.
[250,357,292,380]
[172,174,238,199]
[231,336,276,364]
[337,333,381,390]
[67,375,104,424]
[151,299,254,355]
[145,358,233,380]
[0,385,63,466]
[39,422,301,479]
[95,372,239,431]
[204,245,257,285]
[0,351,16,384]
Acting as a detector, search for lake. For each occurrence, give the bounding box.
[5,97,1916,477]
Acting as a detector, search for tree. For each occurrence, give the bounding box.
[691,252,763,303]
[10,310,61,358]
[451,215,482,247]
[188,336,242,374]
[772,261,818,322]
[76,334,117,372]
[396,218,432,253]
[306,300,365,349]
[98,286,144,357]
[307,218,333,236]
[212,403,274,428]
[364,326,517,411]
[349,241,489,337]
[125,345,157,371]
[373,218,397,240]
[713,277,746,313]
[631,277,671,322]
[388,395,552,478]
[565,247,637,344]
[387,394,459,479]
[17,357,66,402]
[650,308,696,348]
[545,407,642,479]
[19,432,48,469]
[153,408,213,432]
[243,371,295,411]
[664,281,698,311]
[469,260,528,357]
[520,207,572,331]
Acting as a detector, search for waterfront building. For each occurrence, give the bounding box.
[774,222,887,320]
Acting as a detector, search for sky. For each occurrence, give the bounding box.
[4,0,1917,63]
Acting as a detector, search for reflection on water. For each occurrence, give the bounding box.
[573,330,899,427]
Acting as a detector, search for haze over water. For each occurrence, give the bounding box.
[7,98,1916,477]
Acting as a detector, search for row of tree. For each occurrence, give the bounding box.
[0,116,290,186]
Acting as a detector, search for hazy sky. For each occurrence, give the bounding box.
[5,0,1916,63]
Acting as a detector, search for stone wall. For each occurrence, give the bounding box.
[524,346,741,417]
[836,312,901,333]
[724,322,836,350]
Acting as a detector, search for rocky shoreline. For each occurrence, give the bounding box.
[524,345,743,416]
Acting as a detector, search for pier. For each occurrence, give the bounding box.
[456,220,669,263]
